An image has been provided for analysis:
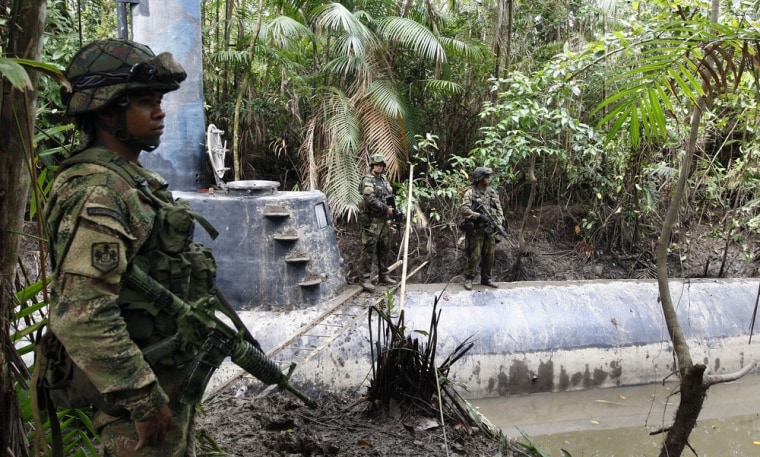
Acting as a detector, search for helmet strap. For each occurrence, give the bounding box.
[98,96,161,152]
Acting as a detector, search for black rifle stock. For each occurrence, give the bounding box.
[125,264,315,407]
[476,203,508,239]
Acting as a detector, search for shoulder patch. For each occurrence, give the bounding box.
[88,206,128,226]
[92,242,120,273]
[84,204,133,236]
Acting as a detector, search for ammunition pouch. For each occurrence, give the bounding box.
[459,221,474,233]
[36,331,125,416]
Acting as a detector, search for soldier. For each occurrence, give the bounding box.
[358,154,398,291]
[43,39,215,456]
[459,166,505,290]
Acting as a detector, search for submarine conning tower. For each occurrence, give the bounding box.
[179,183,347,310]
[129,0,346,310]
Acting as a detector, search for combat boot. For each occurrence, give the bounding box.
[481,279,498,288]
[361,275,375,292]
[379,274,396,285]
[464,279,473,290]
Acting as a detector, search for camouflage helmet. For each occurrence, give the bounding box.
[369,154,387,167]
[473,166,493,183]
[62,38,187,116]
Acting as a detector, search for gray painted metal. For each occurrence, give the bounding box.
[178,189,346,310]
[208,278,760,400]
[132,0,207,191]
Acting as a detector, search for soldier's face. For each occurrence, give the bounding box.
[372,164,385,174]
[124,91,166,142]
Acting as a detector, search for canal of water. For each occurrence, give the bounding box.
[471,372,760,456]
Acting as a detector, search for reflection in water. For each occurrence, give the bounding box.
[471,373,760,456]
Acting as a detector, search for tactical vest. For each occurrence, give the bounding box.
[58,147,219,303]
[358,173,393,220]
[37,147,219,410]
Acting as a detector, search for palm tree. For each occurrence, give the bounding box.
[299,0,469,219]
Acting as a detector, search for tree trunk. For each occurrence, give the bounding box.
[511,151,537,281]
[653,92,703,457]
[232,0,264,181]
[655,2,730,453]
[506,0,513,72]
[0,2,46,456]
[493,0,506,79]
[659,364,707,457]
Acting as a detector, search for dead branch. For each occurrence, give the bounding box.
[703,361,757,387]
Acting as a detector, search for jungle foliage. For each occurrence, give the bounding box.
[4,0,760,456]
[17,0,760,251]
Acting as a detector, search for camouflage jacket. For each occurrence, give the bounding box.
[44,147,173,423]
[460,185,504,227]
[359,173,393,218]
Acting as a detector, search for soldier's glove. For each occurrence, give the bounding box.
[477,213,489,223]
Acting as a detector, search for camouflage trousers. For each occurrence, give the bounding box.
[464,228,496,281]
[359,216,392,277]
[97,364,196,456]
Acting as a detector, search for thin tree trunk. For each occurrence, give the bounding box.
[656,99,702,378]
[659,365,708,456]
[493,0,506,78]
[232,0,264,181]
[506,0,513,71]
[0,2,45,456]
[511,151,537,281]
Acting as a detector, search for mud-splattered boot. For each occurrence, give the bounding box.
[361,275,375,292]
[481,278,498,288]
[378,274,396,285]
[464,278,473,290]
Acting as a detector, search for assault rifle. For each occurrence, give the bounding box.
[475,202,508,239]
[125,265,315,407]
[385,195,404,229]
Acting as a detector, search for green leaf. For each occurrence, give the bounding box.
[0,58,33,91]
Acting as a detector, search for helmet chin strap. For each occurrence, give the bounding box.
[101,96,161,152]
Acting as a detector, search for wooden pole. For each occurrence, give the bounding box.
[398,165,414,314]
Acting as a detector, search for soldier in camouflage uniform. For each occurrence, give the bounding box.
[358,154,397,291]
[44,39,205,456]
[460,166,505,290]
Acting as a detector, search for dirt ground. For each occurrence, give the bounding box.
[194,205,760,457]
[198,391,507,456]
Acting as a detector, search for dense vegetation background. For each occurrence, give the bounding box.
[3,0,760,455]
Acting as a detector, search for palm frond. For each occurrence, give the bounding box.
[422,78,464,95]
[437,35,486,60]
[365,79,406,119]
[375,17,447,65]
[311,2,371,38]
[322,54,372,80]
[322,88,363,154]
[332,32,381,58]
[322,148,363,220]
[358,101,405,180]
[208,49,249,65]
[592,15,760,147]
[265,15,315,49]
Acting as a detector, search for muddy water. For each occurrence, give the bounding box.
[471,373,760,456]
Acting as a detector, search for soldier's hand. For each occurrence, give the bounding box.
[134,405,174,450]
[386,207,394,217]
